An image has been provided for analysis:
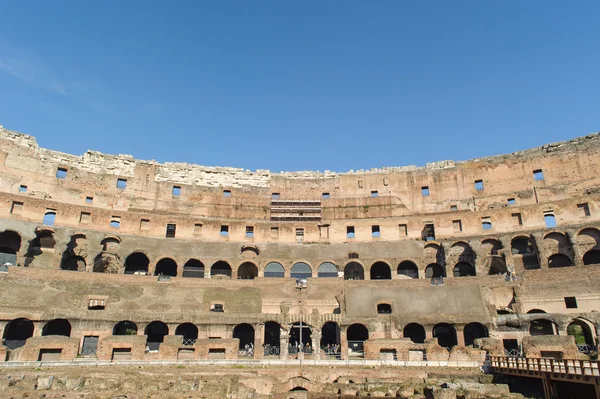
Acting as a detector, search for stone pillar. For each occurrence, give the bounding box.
[571,232,585,267]
[254,323,263,359]
[204,269,211,278]
[442,243,453,278]
[340,328,349,360]
[425,327,434,341]
[311,331,321,358]
[279,329,289,360]
[33,322,44,337]
[531,232,547,269]
[455,325,465,346]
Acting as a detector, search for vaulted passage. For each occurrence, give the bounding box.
[529,319,556,336]
[433,323,457,348]
[233,323,255,350]
[263,321,281,354]
[238,262,258,279]
[3,318,34,348]
[61,255,86,271]
[42,319,71,337]
[182,259,204,278]
[583,250,600,265]
[453,262,475,277]
[145,321,169,349]
[403,323,425,343]
[548,253,573,268]
[370,261,391,280]
[211,261,232,278]
[344,262,364,280]
[113,321,137,335]
[463,322,488,346]
[320,321,341,348]
[175,323,198,341]
[425,263,445,278]
[155,258,177,276]
[397,261,418,279]
[124,252,149,274]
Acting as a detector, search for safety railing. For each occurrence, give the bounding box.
[182,339,196,346]
[504,349,522,357]
[263,345,280,356]
[490,356,600,377]
[79,347,97,356]
[3,340,26,350]
[577,344,596,355]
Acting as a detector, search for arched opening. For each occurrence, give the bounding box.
[145,321,169,350]
[233,323,255,355]
[124,252,149,275]
[320,322,340,353]
[2,318,34,348]
[463,322,489,346]
[527,309,547,314]
[238,262,258,279]
[289,322,312,349]
[344,262,364,280]
[61,255,86,271]
[548,254,573,268]
[403,323,425,344]
[318,262,338,278]
[93,253,120,273]
[263,321,281,356]
[42,319,71,337]
[264,262,285,278]
[175,323,198,342]
[397,261,418,279]
[567,320,595,347]
[347,324,368,358]
[370,261,391,280]
[211,261,232,278]
[488,256,508,275]
[0,230,21,265]
[182,259,204,278]
[113,321,137,335]
[291,262,312,279]
[511,237,540,270]
[377,303,392,314]
[453,262,476,277]
[529,319,556,336]
[433,323,457,348]
[583,250,600,266]
[425,263,445,278]
[154,258,177,276]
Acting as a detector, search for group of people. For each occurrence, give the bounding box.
[241,343,254,356]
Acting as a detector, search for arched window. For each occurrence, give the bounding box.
[291,262,312,279]
[529,319,555,336]
[320,322,340,348]
[264,262,285,278]
[370,262,391,280]
[344,262,364,280]
[233,323,255,352]
[154,258,177,276]
[583,250,600,266]
[2,318,34,348]
[317,262,338,278]
[61,255,86,271]
[397,261,418,279]
[347,324,368,357]
[145,321,169,349]
[0,230,21,265]
[175,323,198,341]
[124,252,149,274]
[567,320,595,347]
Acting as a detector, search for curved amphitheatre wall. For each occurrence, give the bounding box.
[0,123,599,374]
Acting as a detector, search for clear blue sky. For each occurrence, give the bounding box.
[0,1,598,172]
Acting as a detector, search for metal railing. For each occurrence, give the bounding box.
[182,339,196,346]
[263,345,280,356]
[79,347,97,356]
[490,355,600,377]
[3,340,26,350]
[577,344,596,355]
[504,349,522,357]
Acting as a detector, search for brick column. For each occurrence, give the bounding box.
[254,323,263,359]
[455,325,465,346]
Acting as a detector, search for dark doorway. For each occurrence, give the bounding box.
[42,319,71,337]
[403,323,426,343]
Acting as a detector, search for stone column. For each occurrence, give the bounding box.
[279,329,289,360]
[254,323,263,359]
[311,331,321,358]
[570,232,585,267]
[531,232,547,269]
[455,325,465,346]
[340,328,349,360]
[442,243,453,278]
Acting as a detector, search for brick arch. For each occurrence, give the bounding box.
[150,256,180,275]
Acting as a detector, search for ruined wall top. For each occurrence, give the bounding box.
[1,124,599,188]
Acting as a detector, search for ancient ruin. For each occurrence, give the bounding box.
[0,124,599,398]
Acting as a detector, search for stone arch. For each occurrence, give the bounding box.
[233,323,255,350]
[24,228,56,267]
[425,263,445,278]
[370,261,391,280]
[463,322,488,346]
[42,319,71,337]
[320,321,341,348]
[527,309,547,314]
[344,261,364,280]
[289,321,312,347]
[481,238,507,274]
[113,321,138,335]
[346,323,368,357]
[0,230,22,261]
[3,318,34,348]
[511,236,540,270]
[423,242,444,265]
[529,318,556,336]
[238,262,258,279]
[449,241,475,265]
[211,260,232,278]
[182,259,204,278]
[282,376,312,394]
[291,262,312,279]
[397,260,419,279]
[433,323,457,348]
[124,252,149,274]
[264,321,281,351]
[264,261,285,278]
[547,253,573,268]
[453,261,476,277]
[93,252,120,273]
[317,262,338,278]
[145,321,169,346]
[568,319,595,347]
[154,257,178,276]
[175,323,198,340]
[403,323,425,343]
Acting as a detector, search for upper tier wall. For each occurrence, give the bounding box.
[1,124,600,226]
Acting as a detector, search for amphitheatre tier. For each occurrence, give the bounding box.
[0,124,599,399]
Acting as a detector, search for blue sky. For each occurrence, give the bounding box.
[0,1,598,172]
